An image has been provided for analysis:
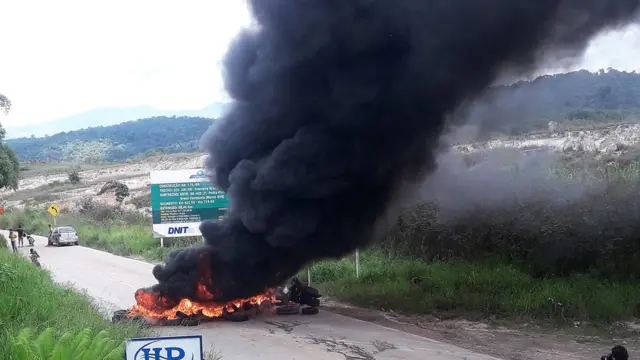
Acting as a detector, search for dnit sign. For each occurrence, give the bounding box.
[168,226,189,235]
[125,335,203,360]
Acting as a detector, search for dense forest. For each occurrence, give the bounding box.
[457,68,640,136]
[6,69,640,162]
[7,116,213,162]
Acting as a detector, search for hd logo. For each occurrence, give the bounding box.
[139,347,185,360]
[125,335,203,360]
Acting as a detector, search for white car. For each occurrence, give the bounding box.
[51,226,79,246]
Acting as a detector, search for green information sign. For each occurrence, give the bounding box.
[150,169,229,238]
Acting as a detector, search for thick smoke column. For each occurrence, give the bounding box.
[149,0,640,303]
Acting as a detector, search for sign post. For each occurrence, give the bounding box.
[47,204,61,226]
[150,169,228,240]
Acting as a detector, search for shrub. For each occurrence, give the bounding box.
[68,168,81,184]
[129,194,151,208]
[8,327,124,360]
[115,183,129,203]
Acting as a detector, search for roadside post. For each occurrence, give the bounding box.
[150,169,228,246]
[47,203,61,226]
[355,248,360,278]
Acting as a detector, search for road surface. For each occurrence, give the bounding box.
[8,232,502,360]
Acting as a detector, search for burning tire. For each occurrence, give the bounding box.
[179,318,201,326]
[300,296,321,308]
[162,317,201,327]
[301,306,319,315]
[124,277,323,326]
[276,304,300,315]
[222,312,250,322]
[112,309,129,323]
[111,310,149,327]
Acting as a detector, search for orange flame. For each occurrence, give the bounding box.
[128,285,277,320]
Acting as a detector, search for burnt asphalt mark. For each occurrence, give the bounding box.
[307,337,397,360]
[264,320,304,334]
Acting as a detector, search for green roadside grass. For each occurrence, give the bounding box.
[0,246,146,358]
[303,252,640,323]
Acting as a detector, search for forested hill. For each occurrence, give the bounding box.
[7,116,213,162]
[7,70,640,162]
[461,69,640,135]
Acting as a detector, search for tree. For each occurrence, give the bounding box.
[0,93,10,115]
[0,93,20,191]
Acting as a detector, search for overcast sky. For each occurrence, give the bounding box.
[0,1,639,129]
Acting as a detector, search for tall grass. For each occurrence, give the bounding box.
[379,179,640,280]
[307,251,640,322]
[0,249,146,357]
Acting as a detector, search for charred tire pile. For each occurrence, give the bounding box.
[275,277,322,316]
[113,277,322,326]
[111,310,149,327]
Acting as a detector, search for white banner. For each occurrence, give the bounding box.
[152,222,203,238]
[150,168,210,184]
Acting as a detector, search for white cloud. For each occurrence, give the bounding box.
[0,2,638,129]
[0,0,252,128]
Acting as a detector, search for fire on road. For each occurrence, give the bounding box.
[8,232,501,360]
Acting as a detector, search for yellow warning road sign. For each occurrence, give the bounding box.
[47,204,61,217]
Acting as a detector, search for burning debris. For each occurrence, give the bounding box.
[113,277,321,326]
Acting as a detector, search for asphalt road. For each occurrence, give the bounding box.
[7,232,502,360]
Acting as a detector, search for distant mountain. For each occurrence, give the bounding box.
[5,103,228,139]
[459,69,640,136]
[7,116,214,162]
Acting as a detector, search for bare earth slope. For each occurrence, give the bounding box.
[6,123,640,213]
[0,153,206,211]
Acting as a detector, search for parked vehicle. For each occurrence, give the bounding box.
[50,226,80,246]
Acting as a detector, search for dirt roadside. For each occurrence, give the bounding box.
[321,298,639,360]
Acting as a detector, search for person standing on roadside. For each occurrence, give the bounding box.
[8,229,18,253]
[17,225,24,247]
[47,224,53,247]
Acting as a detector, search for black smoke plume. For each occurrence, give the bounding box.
[148,0,640,304]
